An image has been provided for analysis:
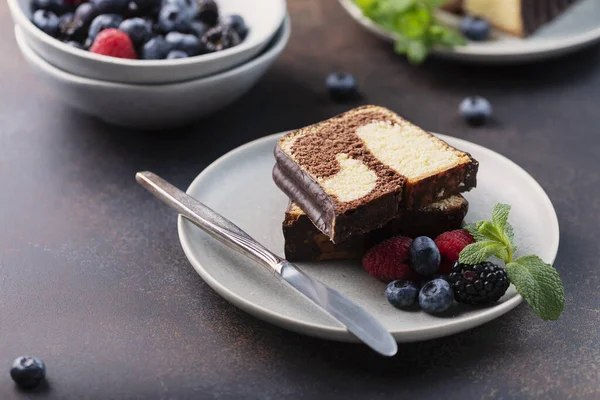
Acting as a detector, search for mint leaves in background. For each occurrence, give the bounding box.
[353,0,466,64]
[460,204,565,321]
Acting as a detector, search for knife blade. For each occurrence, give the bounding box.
[136,171,397,357]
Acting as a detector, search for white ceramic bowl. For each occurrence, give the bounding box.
[14,16,290,129]
[8,0,286,84]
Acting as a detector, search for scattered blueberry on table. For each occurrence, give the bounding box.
[10,356,46,389]
[459,96,492,126]
[460,16,491,41]
[326,72,358,102]
[28,0,249,60]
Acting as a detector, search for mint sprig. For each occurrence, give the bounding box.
[353,0,466,64]
[460,204,565,321]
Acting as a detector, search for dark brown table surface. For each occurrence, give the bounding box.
[2,1,600,399]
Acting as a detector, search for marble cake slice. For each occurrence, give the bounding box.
[283,195,469,262]
[463,0,579,37]
[273,105,478,244]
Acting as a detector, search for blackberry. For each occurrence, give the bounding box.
[201,25,240,52]
[448,262,510,305]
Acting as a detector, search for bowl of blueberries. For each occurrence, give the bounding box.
[14,17,290,128]
[8,0,287,84]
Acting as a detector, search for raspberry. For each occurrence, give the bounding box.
[362,237,420,283]
[89,28,136,59]
[435,229,474,274]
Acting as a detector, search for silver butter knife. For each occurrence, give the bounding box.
[136,171,398,357]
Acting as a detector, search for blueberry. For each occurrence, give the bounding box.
[197,0,218,26]
[419,279,454,314]
[158,4,195,33]
[325,72,357,102]
[165,31,200,55]
[167,49,188,59]
[141,35,171,59]
[119,18,152,47]
[74,2,99,26]
[32,10,60,37]
[88,14,123,41]
[410,236,440,276]
[460,16,490,41]
[30,0,69,16]
[89,0,129,14]
[201,25,240,52]
[222,14,247,40]
[10,356,46,389]
[459,96,492,126]
[190,20,208,37]
[162,0,197,12]
[386,280,419,309]
[421,274,449,288]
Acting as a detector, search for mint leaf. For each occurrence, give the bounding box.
[505,255,565,320]
[397,6,430,39]
[505,222,517,252]
[459,241,508,265]
[387,0,415,13]
[422,0,446,8]
[406,40,427,64]
[492,203,511,232]
[464,222,488,242]
[478,220,506,244]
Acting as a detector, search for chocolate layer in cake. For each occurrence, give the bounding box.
[273,105,478,243]
[283,195,469,262]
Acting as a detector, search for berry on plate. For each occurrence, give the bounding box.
[59,12,87,42]
[448,262,510,305]
[32,10,60,37]
[325,72,357,102]
[90,28,137,58]
[119,17,152,47]
[409,236,440,276]
[459,96,492,126]
[435,229,474,274]
[419,278,453,314]
[385,280,419,309]
[201,25,240,52]
[10,356,46,389]
[460,16,490,41]
[362,236,420,283]
[88,13,123,40]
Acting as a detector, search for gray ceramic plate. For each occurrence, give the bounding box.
[178,133,559,343]
[339,0,600,63]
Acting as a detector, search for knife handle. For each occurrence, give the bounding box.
[136,171,283,273]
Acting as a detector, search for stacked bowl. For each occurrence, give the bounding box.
[8,0,289,128]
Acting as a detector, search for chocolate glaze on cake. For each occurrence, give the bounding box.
[283,195,469,262]
[273,105,478,243]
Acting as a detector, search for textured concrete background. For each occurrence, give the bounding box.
[1,1,599,399]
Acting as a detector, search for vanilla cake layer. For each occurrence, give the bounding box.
[283,195,469,262]
[273,105,478,243]
[463,0,579,37]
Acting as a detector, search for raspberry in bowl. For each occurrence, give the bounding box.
[7,0,286,84]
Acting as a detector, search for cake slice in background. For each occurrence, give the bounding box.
[273,105,478,243]
[282,195,469,262]
[462,0,580,37]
